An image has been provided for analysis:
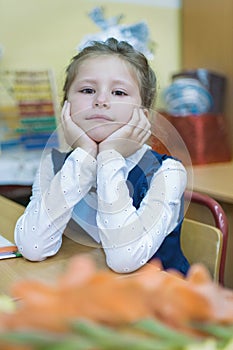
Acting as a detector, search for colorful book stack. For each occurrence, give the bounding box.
[0,70,59,151]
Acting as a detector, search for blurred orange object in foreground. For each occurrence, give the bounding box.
[0,254,233,338]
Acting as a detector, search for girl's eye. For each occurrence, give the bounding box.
[80,88,95,94]
[112,90,128,96]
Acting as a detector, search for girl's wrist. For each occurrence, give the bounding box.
[98,142,109,153]
[80,146,97,159]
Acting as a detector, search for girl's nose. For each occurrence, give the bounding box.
[93,93,110,109]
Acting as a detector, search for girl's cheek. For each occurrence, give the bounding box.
[117,103,133,117]
[71,111,80,123]
[69,100,80,117]
[69,105,75,118]
[69,105,79,122]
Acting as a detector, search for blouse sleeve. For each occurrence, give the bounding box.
[14,148,96,261]
[96,149,187,273]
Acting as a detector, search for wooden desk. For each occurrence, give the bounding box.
[0,196,106,294]
[187,160,233,289]
[188,161,233,204]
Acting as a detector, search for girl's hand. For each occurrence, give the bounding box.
[61,101,98,158]
[99,108,151,158]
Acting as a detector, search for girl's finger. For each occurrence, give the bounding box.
[132,108,150,134]
[61,100,67,120]
[61,100,71,124]
[137,125,151,141]
[140,131,151,146]
[138,108,150,126]
[131,107,141,124]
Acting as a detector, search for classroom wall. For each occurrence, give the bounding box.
[0,0,181,109]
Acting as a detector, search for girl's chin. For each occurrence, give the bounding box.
[86,127,115,143]
[86,132,109,143]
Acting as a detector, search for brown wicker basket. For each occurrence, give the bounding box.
[156,113,232,165]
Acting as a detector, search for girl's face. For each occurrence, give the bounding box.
[67,55,142,142]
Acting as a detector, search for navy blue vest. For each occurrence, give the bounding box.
[52,148,190,275]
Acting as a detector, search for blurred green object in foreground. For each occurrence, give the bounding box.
[0,318,233,350]
[0,294,16,313]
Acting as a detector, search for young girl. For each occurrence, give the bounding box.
[14,37,189,275]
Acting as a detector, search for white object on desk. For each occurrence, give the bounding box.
[0,234,20,260]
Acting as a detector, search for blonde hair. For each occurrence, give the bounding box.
[63,37,157,109]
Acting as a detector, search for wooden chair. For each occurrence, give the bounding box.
[181,191,228,285]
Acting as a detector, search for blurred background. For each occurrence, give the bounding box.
[0,0,182,108]
[0,0,232,188]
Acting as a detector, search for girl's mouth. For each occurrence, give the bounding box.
[86,114,112,121]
